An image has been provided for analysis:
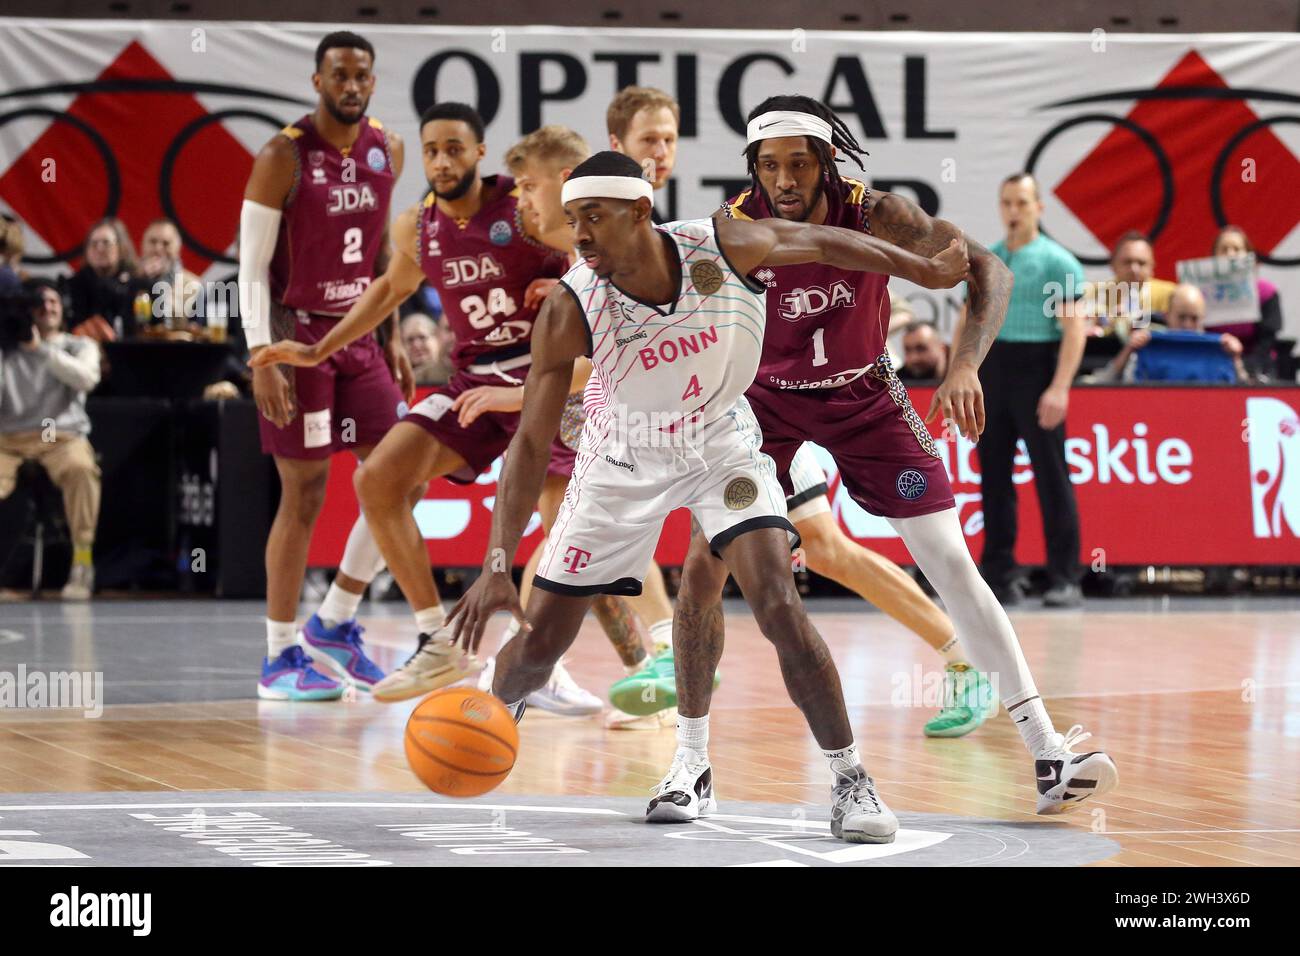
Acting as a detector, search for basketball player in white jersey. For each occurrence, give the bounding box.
[448,152,969,843]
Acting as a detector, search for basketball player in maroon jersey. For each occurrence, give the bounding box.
[662,95,1118,819]
[253,103,620,709]
[239,32,413,701]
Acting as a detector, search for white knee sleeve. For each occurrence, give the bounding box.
[887,508,1037,704]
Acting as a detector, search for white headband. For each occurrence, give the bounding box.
[746,110,833,146]
[561,175,654,205]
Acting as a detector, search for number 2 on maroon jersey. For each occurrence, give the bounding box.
[342,227,363,264]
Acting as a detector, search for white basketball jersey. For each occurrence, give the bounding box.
[560,218,767,438]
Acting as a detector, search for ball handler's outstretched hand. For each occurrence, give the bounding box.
[448,569,532,656]
[926,364,985,442]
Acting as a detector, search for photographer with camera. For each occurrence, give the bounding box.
[0,279,102,599]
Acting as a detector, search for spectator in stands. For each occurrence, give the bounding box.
[401,313,452,386]
[898,319,949,381]
[1208,225,1281,379]
[1086,231,1176,335]
[972,171,1087,608]
[1097,284,1247,384]
[67,218,143,340]
[139,218,203,324]
[0,278,102,599]
[0,215,25,296]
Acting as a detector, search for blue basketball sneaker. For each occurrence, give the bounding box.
[258,645,343,701]
[300,615,386,692]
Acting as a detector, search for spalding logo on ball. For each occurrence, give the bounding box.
[404,688,519,797]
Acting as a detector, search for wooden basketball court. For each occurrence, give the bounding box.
[0,597,1297,866]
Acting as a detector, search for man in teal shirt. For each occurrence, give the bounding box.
[973,172,1087,607]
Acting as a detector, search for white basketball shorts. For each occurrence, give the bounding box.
[534,397,797,596]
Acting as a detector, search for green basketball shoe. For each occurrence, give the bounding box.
[608,646,721,717]
[923,663,996,738]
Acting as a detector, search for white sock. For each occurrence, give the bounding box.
[415,605,446,637]
[318,581,363,627]
[265,619,297,659]
[1007,694,1057,756]
[937,633,966,665]
[676,714,709,755]
[338,514,386,581]
[648,618,673,653]
[822,742,861,782]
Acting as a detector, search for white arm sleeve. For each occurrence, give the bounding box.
[238,199,282,350]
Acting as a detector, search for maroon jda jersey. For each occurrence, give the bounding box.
[417,175,568,370]
[269,115,395,315]
[723,177,890,390]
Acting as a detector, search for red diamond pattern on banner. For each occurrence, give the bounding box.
[0,40,258,273]
[1053,50,1300,275]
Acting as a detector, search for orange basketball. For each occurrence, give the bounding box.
[404,688,519,797]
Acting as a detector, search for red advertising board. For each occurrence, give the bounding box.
[307,385,1300,569]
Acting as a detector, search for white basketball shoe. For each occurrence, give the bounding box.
[830,767,899,844]
[646,748,717,822]
[1034,724,1119,814]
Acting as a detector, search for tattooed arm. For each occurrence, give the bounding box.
[870,191,1013,440]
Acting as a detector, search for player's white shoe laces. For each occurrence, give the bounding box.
[1034,723,1119,815]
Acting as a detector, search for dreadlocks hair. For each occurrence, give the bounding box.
[743,95,868,198]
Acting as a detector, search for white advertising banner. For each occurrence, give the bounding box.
[1,19,1299,340]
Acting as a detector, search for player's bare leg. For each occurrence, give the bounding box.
[611,541,729,726]
[296,445,422,694]
[258,455,344,700]
[358,422,482,701]
[479,473,611,716]
[722,528,854,748]
[644,527,726,821]
[607,557,696,728]
[672,526,728,720]
[651,525,897,842]
[492,588,594,714]
[628,562,674,648]
[796,510,996,736]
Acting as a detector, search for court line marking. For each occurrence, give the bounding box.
[683,817,952,863]
[0,800,625,815]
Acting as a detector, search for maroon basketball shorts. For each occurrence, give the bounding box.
[403,358,575,484]
[258,312,404,460]
[745,362,955,520]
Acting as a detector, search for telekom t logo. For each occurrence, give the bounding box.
[1245,397,1300,538]
[563,547,592,573]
